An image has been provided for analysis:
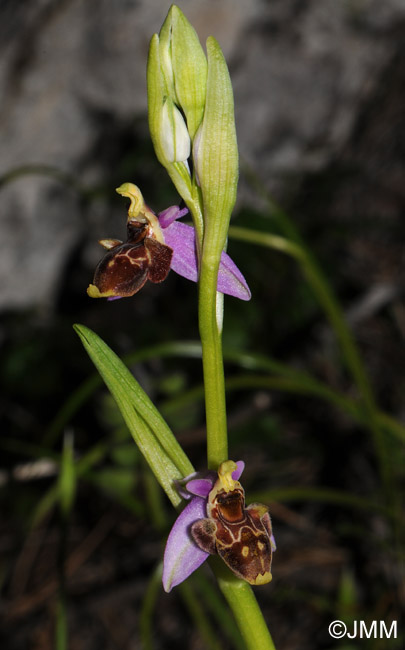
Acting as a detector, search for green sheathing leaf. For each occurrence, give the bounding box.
[196,37,239,258]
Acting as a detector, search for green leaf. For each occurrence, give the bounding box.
[74,324,194,507]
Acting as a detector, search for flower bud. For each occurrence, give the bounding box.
[147,32,192,203]
[160,5,207,140]
[160,98,191,162]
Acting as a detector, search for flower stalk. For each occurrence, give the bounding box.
[198,260,228,468]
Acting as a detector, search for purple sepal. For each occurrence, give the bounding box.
[217,253,251,302]
[160,220,251,301]
[161,221,198,282]
[162,497,209,593]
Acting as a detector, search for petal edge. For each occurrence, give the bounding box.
[162,497,209,592]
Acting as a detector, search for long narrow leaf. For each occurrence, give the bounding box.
[74,325,194,506]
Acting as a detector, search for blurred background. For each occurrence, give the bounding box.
[1,1,404,648]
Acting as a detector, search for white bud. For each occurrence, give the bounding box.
[161,98,191,163]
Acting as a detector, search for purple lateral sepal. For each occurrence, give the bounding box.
[159,216,251,301]
[162,496,209,593]
[161,221,198,282]
[217,251,251,302]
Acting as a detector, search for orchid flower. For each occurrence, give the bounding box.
[163,460,276,593]
[87,183,251,301]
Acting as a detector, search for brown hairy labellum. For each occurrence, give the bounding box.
[87,219,173,299]
[191,461,274,585]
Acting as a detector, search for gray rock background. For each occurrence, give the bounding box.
[0,0,405,310]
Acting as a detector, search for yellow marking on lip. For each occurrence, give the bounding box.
[87,284,116,299]
[241,546,249,558]
[253,571,272,585]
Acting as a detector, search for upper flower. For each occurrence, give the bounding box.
[162,460,276,592]
[87,183,251,301]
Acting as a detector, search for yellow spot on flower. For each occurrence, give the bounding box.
[87,284,116,299]
[253,572,272,585]
[242,546,249,558]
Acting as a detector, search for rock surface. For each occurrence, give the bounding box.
[1,0,404,309]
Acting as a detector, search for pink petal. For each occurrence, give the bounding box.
[175,470,216,499]
[161,221,251,300]
[162,497,209,592]
[218,253,251,301]
[185,461,244,497]
[162,221,198,282]
[233,460,245,481]
[158,206,189,228]
[186,478,215,498]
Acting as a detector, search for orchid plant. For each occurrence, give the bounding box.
[76,6,276,649]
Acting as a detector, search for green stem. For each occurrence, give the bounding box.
[198,241,275,647]
[211,558,276,650]
[198,255,228,468]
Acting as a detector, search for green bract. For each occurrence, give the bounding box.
[194,37,239,259]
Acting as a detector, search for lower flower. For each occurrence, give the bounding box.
[163,460,276,592]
